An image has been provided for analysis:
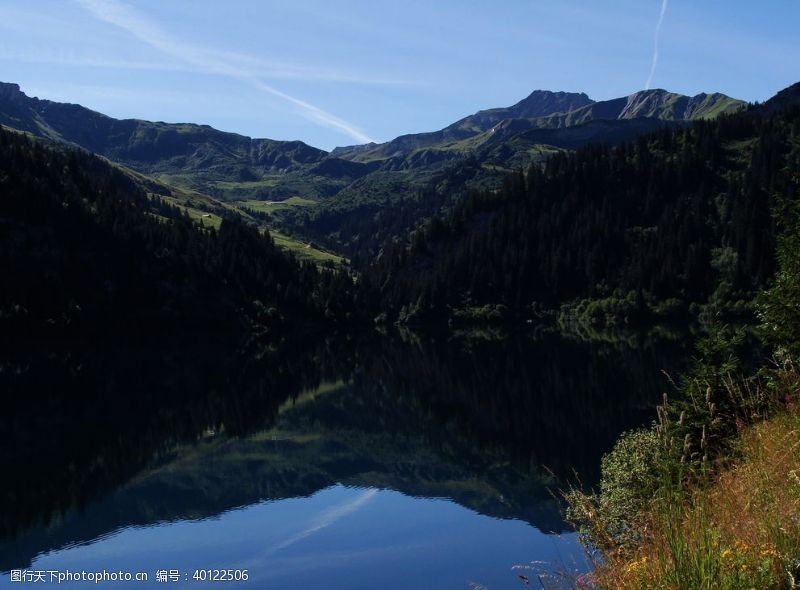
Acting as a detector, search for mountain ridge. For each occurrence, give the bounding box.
[1,81,746,179]
[0,82,329,191]
[331,88,745,163]
[0,82,325,161]
[0,80,751,244]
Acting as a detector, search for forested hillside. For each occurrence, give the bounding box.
[0,127,361,339]
[290,91,744,255]
[370,90,800,324]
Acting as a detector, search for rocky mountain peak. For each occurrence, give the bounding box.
[0,82,25,102]
[512,90,595,118]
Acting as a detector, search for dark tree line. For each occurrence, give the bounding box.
[368,103,800,321]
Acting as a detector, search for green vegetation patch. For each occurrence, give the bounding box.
[270,229,344,265]
[236,196,316,213]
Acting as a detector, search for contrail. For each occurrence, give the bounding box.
[75,0,375,143]
[645,0,669,90]
[266,489,378,554]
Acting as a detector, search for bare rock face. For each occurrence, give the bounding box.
[618,89,744,121]
[463,90,595,131]
[0,82,23,101]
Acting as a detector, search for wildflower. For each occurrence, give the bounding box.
[624,556,649,575]
[734,539,751,553]
[759,545,779,559]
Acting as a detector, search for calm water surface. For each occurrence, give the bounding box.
[0,329,687,589]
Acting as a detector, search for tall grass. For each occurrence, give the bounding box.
[567,360,800,589]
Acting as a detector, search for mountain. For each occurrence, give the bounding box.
[331,89,744,164]
[764,81,800,111]
[540,89,744,127]
[0,82,745,203]
[0,82,342,200]
[369,87,799,324]
[331,90,595,162]
[0,81,748,261]
[0,83,326,169]
[454,89,595,129]
[293,89,745,256]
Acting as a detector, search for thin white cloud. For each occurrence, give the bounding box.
[0,48,415,86]
[645,0,669,90]
[74,0,375,143]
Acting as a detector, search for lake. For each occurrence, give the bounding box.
[0,328,688,589]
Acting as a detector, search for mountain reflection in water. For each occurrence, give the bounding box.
[0,328,688,589]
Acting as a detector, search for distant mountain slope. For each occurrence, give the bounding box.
[296,93,746,258]
[0,82,336,198]
[541,89,745,128]
[0,83,326,167]
[332,89,745,164]
[764,81,800,111]
[0,82,744,204]
[453,89,595,130]
[333,90,595,162]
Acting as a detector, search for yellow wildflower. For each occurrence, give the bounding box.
[624,556,649,575]
[734,539,750,552]
[759,546,779,559]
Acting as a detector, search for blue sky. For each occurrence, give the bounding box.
[0,0,797,150]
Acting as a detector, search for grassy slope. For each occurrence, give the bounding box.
[236,196,317,213]
[594,373,800,589]
[270,230,343,264]
[102,158,346,265]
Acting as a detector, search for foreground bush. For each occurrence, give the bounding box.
[568,363,800,589]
